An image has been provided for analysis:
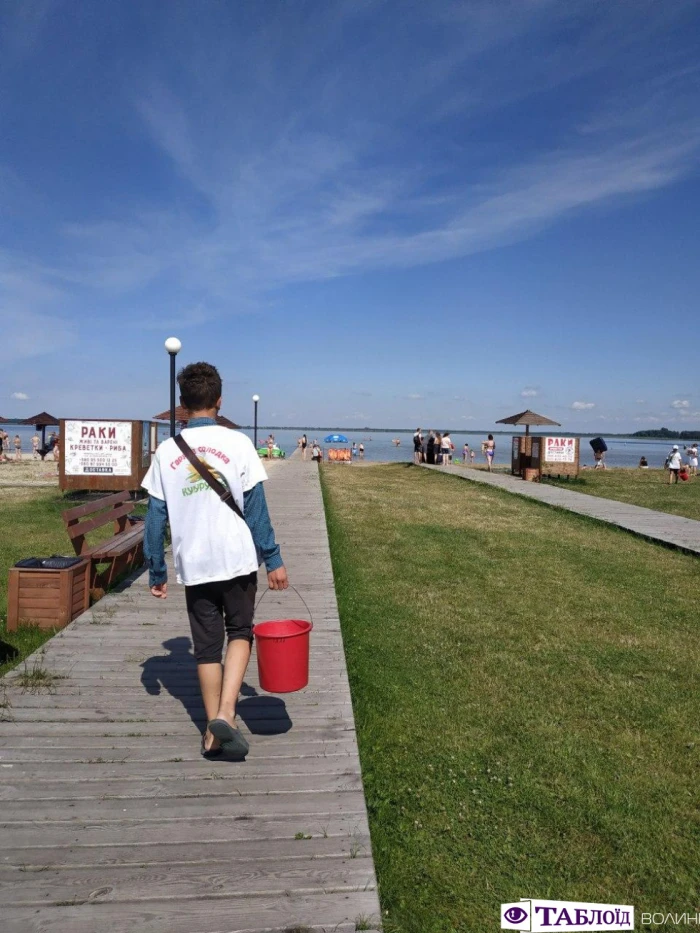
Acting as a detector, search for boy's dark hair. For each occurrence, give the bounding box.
[178,362,222,412]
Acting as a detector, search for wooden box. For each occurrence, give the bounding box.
[7,560,90,632]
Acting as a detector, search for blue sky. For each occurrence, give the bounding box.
[1,0,699,431]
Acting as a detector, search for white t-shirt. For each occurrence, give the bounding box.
[668,450,682,469]
[142,426,268,586]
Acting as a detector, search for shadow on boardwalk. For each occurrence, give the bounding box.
[140,637,293,736]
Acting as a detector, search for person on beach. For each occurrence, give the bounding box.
[639,456,649,469]
[441,432,452,465]
[359,442,364,459]
[13,434,21,461]
[301,434,308,461]
[667,444,682,484]
[484,434,495,471]
[311,442,322,462]
[413,428,423,464]
[143,362,288,759]
[594,450,606,469]
[32,434,40,459]
[435,432,443,464]
[686,443,698,476]
[426,431,435,465]
[463,442,470,463]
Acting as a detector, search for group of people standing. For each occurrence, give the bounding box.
[413,429,497,470]
[0,430,59,463]
[666,443,698,484]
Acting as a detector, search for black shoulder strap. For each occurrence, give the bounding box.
[174,433,245,522]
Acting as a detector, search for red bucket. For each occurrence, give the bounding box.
[254,619,313,693]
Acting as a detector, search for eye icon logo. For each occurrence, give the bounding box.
[501,901,532,930]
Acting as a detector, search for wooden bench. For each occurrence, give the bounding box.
[62,491,145,597]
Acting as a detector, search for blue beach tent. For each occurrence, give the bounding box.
[324,433,349,443]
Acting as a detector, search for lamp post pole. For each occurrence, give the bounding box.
[252,394,260,449]
[164,337,182,437]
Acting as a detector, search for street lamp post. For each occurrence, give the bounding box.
[252,394,260,449]
[164,337,182,437]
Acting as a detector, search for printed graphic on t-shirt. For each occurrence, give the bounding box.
[183,457,228,497]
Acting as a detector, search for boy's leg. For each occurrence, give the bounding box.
[186,582,226,749]
[216,572,257,725]
[216,639,252,725]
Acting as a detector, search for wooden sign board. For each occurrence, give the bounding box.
[540,436,580,478]
[59,419,156,492]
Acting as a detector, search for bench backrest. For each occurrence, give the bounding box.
[62,492,135,556]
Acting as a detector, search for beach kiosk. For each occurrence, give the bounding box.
[497,409,580,481]
[59,418,157,493]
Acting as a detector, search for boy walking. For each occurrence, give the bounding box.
[142,362,288,758]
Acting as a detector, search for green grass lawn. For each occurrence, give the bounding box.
[0,489,146,677]
[542,468,700,522]
[321,463,699,933]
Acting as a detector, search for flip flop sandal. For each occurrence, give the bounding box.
[208,718,250,756]
[201,734,223,758]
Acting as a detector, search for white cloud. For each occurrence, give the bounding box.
[520,387,539,398]
[572,401,595,410]
[11,391,29,400]
[406,394,424,400]
[671,399,690,409]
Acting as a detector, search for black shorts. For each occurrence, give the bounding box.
[185,572,257,664]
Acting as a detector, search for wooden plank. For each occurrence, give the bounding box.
[89,527,143,558]
[0,790,368,823]
[0,735,358,759]
[62,491,128,523]
[0,770,363,802]
[10,574,60,588]
[2,816,369,853]
[17,597,62,609]
[2,834,372,868]
[1,891,381,933]
[1,754,359,783]
[0,855,376,906]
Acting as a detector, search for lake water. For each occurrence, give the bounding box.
[3,423,694,470]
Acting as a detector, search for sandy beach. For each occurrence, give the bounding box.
[0,454,59,491]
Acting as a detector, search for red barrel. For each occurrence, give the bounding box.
[254,619,313,693]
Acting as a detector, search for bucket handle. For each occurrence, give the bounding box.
[254,582,314,628]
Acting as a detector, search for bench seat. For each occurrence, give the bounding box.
[62,491,146,597]
[88,526,144,560]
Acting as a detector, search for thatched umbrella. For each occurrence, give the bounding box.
[495,409,561,436]
[152,408,240,429]
[20,411,59,448]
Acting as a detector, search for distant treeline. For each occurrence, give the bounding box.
[632,428,700,439]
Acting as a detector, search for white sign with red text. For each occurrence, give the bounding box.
[65,420,133,476]
[544,436,576,464]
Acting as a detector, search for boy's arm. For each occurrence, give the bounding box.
[144,495,169,589]
[243,482,288,589]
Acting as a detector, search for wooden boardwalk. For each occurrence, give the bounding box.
[425,463,700,555]
[0,456,381,932]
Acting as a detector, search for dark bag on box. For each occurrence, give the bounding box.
[14,556,82,570]
[589,436,608,454]
[14,558,43,569]
[41,557,83,570]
